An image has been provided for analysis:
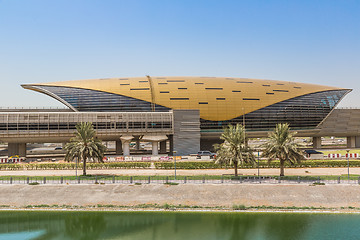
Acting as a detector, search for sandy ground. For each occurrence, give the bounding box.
[0,184,360,209]
[0,167,358,176]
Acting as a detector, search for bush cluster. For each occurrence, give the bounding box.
[154,160,360,169]
[0,159,359,170]
[154,161,220,169]
[0,162,151,170]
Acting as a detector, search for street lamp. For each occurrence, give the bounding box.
[346,149,350,181]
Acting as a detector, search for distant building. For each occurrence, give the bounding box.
[4,76,348,157]
[22,76,350,131]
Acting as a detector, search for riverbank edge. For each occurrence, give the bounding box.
[2,184,360,210]
[0,206,360,214]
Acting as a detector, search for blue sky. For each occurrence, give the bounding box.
[0,0,359,107]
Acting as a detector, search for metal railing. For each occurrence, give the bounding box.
[1,175,359,185]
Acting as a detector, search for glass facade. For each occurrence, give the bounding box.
[33,85,348,131]
[201,90,349,131]
[35,86,170,112]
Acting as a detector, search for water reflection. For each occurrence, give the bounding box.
[65,214,106,240]
[0,211,358,239]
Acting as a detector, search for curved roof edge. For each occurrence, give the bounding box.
[22,84,77,112]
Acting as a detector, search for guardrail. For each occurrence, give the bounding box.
[1,175,359,185]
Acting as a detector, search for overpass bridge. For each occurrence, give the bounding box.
[0,108,359,157]
[0,111,173,157]
[0,110,201,157]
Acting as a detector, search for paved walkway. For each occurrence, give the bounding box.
[0,167,358,176]
[1,184,360,208]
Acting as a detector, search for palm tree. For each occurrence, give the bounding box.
[261,123,304,176]
[65,122,107,176]
[214,124,255,176]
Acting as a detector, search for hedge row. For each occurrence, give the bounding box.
[154,160,360,169]
[0,162,151,170]
[0,160,359,171]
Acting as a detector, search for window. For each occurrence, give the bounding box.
[160,91,169,93]
[170,98,189,100]
[167,80,185,82]
[195,83,204,85]
[262,84,270,87]
[130,88,150,90]
[139,81,148,83]
[205,88,223,90]
[232,90,241,92]
[237,81,253,83]
[243,98,260,100]
[178,88,187,90]
[273,90,289,92]
[120,84,129,86]
[266,92,274,95]
[158,82,167,85]
[216,98,226,100]
[199,102,208,104]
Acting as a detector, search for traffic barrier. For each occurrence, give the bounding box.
[345,153,359,158]
[0,158,24,164]
[328,154,342,158]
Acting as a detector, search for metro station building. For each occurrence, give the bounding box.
[5,76,351,157]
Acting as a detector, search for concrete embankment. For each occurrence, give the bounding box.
[1,184,360,208]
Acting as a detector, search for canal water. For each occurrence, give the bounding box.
[0,211,359,240]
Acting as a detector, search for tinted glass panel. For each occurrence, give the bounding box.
[201,90,348,131]
[37,86,170,112]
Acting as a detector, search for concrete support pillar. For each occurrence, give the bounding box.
[8,143,26,157]
[122,141,130,156]
[120,136,133,156]
[152,141,159,155]
[8,143,19,157]
[356,137,360,148]
[18,143,26,157]
[346,136,360,148]
[135,138,140,150]
[169,135,174,156]
[312,137,322,149]
[115,140,123,155]
[160,140,167,154]
[142,135,168,156]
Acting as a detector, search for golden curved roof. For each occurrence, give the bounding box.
[23,76,349,121]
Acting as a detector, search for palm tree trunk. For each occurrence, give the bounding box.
[280,160,285,176]
[82,155,87,176]
[234,161,238,176]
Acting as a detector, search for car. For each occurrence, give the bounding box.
[196,151,216,159]
[54,147,63,150]
[304,149,323,155]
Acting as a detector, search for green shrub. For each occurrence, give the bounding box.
[28,182,40,185]
[311,182,325,186]
[233,204,246,210]
[164,182,179,185]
